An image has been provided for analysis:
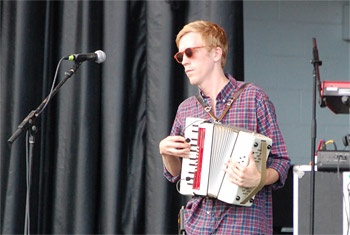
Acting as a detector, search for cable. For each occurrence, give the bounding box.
[36,57,65,116]
[347,182,350,235]
[176,180,182,194]
[317,139,325,151]
[348,184,350,235]
[338,161,350,235]
[344,178,350,235]
[324,140,337,150]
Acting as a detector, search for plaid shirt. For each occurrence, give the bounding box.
[164,74,290,234]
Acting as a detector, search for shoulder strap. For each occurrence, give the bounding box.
[195,95,218,121]
[217,83,250,121]
[195,83,250,122]
[240,140,267,205]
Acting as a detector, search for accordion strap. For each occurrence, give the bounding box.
[195,83,250,122]
[240,140,267,205]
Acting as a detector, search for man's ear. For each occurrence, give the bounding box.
[212,47,223,63]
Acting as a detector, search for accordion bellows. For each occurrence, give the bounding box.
[179,117,272,206]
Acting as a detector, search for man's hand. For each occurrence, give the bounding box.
[224,152,261,188]
[159,136,191,158]
[159,136,191,176]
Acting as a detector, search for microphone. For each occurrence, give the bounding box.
[65,50,106,64]
[311,38,322,65]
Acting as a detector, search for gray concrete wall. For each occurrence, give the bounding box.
[244,0,350,164]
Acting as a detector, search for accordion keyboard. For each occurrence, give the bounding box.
[179,117,204,195]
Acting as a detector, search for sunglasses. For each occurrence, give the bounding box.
[174,46,206,64]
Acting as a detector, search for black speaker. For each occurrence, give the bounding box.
[293,165,344,234]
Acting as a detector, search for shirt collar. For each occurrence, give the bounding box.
[199,73,237,101]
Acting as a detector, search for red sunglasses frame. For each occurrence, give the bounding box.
[173,46,206,64]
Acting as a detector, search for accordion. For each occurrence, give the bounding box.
[179,117,272,206]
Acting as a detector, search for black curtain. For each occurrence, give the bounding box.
[0,1,243,234]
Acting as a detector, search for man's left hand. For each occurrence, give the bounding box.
[224,152,261,188]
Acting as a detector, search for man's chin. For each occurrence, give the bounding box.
[187,76,198,85]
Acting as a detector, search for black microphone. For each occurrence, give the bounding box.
[64,50,106,64]
[311,38,322,65]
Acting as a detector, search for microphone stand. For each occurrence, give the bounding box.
[310,38,322,235]
[8,61,82,234]
[24,124,37,235]
[8,61,82,144]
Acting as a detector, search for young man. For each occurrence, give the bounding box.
[159,20,290,234]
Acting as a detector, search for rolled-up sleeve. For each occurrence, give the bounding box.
[163,166,181,183]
